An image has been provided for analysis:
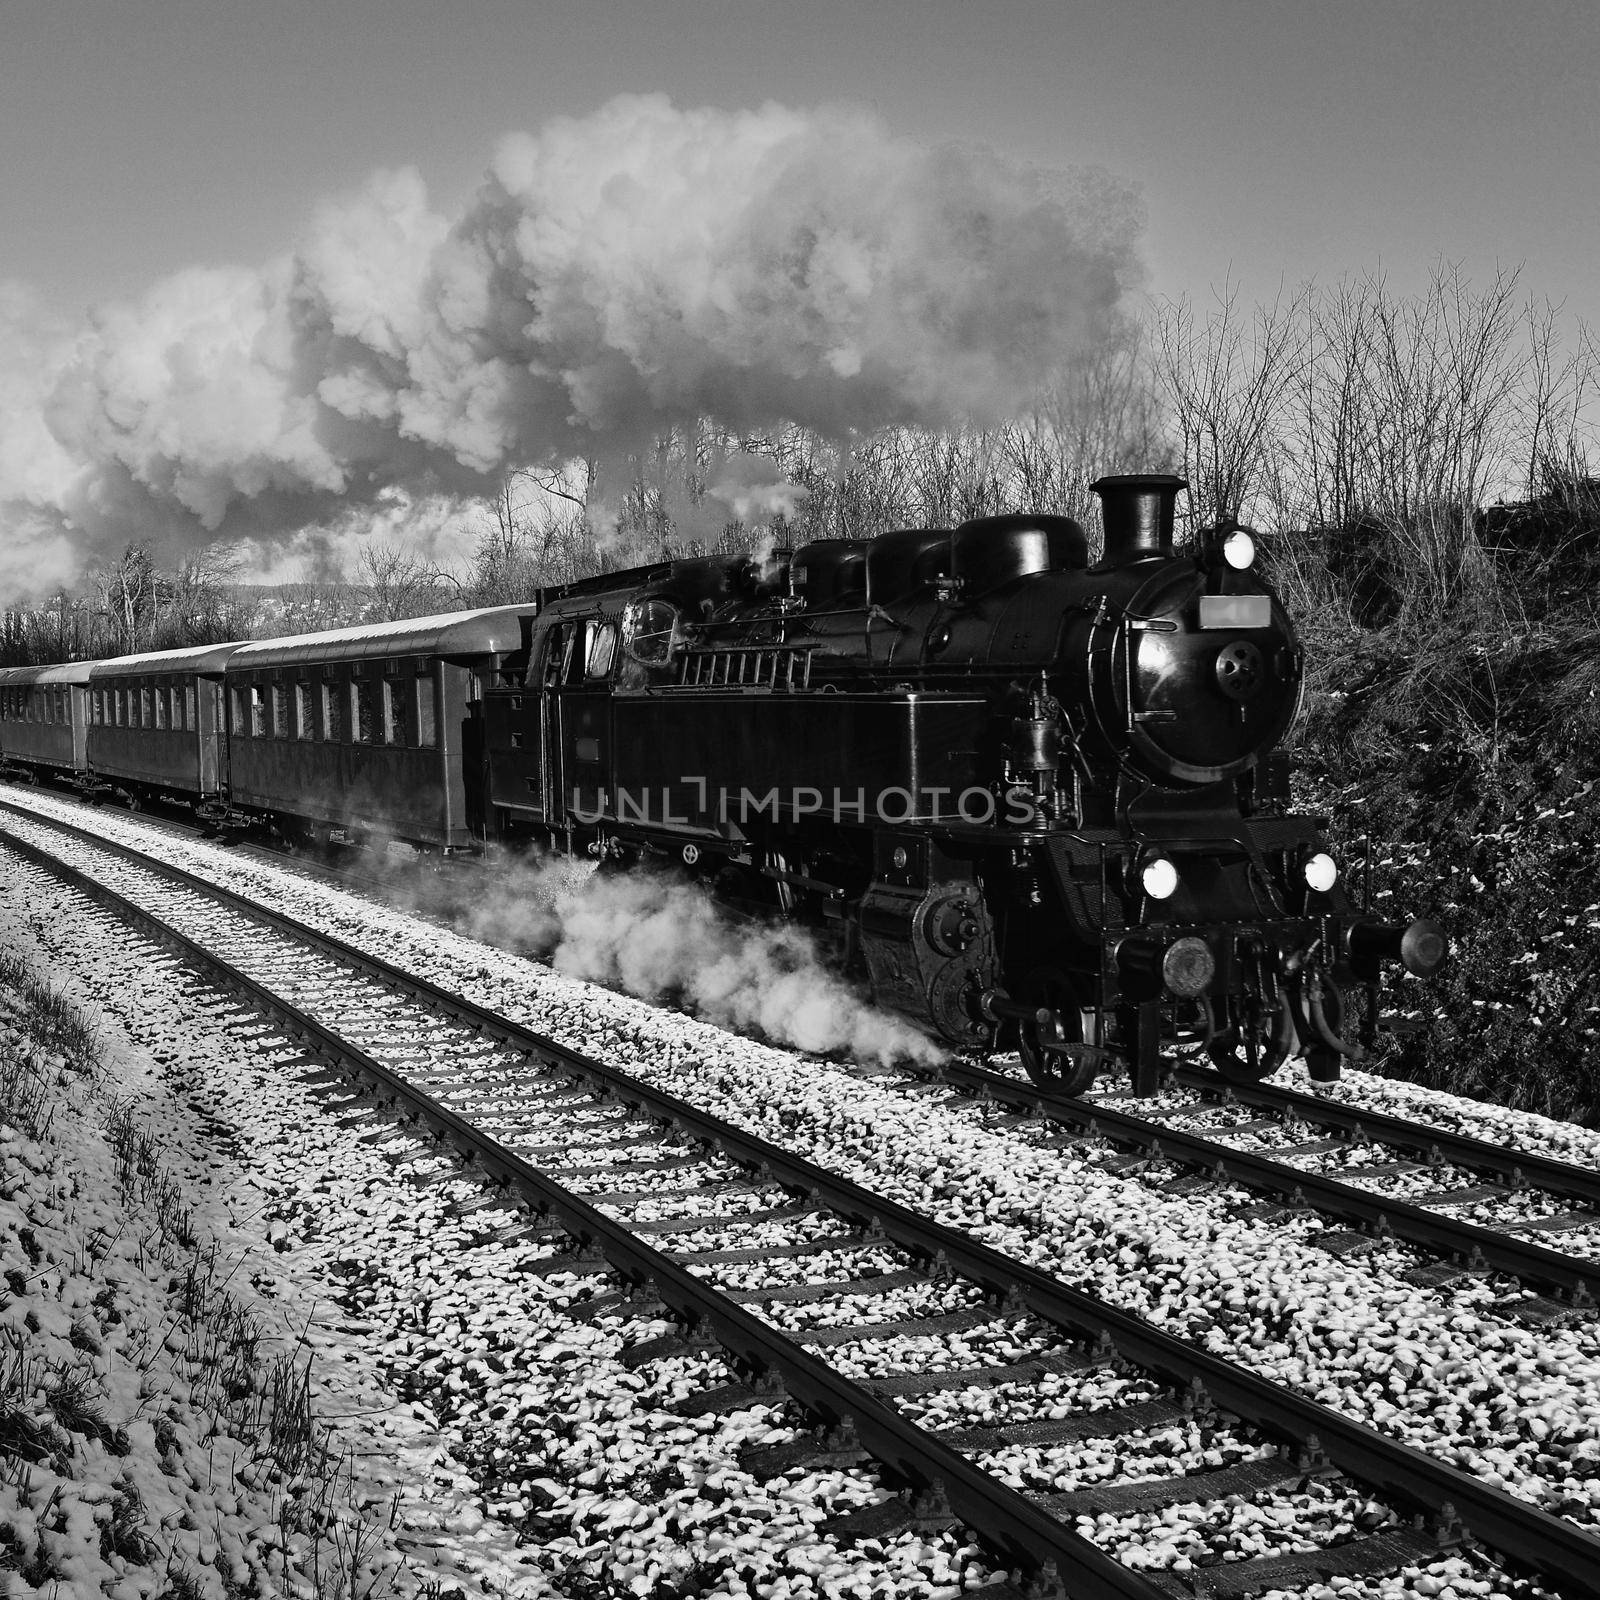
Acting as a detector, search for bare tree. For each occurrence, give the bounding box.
[95,544,159,656]
[157,546,260,646]
[356,543,449,622]
[1153,281,1309,532]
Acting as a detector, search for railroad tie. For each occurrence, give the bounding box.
[797,1305,1002,1347]
[723,1265,926,1305]
[663,1233,872,1267]
[1141,1524,1441,1598]
[821,1482,961,1543]
[625,1200,818,1235]
[1409,1182,1509,1208]
[1505,1209,1600,1234]
[1036,1453,1315,1518]
[863,1346,1099,1398]
[739,1420,868,1483]
[932,1394,1186,1452]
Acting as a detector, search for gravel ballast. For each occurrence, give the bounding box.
[0,789,1588,1596]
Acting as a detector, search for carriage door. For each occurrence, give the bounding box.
[207,678,227,796]
[551,618,617,825]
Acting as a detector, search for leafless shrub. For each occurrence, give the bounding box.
[1153,279,1309,534]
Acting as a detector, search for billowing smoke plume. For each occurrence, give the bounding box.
[1,94,1143,597]
[434,852,941,1066]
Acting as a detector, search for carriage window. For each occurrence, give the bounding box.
[321,681,340,742]
[416,671,437,748]
[138,687,151,727]
[113,691,123,727]
[249,685,266,738]
[294,681,313,740]
[381,679,403,744]
[185,686,196,730]
[156,687,169,729]
[584,622,617,681]
[269,684,287,738]
[171,687,185,732]
[230,687,244,734]
[354,680,377,743]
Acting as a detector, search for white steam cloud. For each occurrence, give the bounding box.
[1,94,1143,599]
[443,852,941,1067]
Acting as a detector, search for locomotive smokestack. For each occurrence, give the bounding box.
[1091,474,1188,565]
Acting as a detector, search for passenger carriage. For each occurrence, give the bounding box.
[222,607,537,851]
[86,643,244,811]
[0,662,95,783]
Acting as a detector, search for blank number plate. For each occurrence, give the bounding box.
[1199,594,1272,630]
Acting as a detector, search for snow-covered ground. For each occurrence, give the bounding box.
[2,787,1591,1597]
[0,841,1013,1598]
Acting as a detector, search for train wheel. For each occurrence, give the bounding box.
[1016,970,1100,1096]
[1206,992,1292,1083]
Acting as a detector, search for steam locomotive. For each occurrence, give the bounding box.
[0,474,1443,1093]
[482,473,1443,1093]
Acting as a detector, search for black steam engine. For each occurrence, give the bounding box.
[484,473,1443,1093]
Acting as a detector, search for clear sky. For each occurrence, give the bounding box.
[4,0,1596,323]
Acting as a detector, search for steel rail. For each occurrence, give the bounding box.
[14,784,1598,1201]
[5,810,1600,1593]
[938,1061,1600,1304]
[0,819,1158,1600]
[1166,1063,1600,1209]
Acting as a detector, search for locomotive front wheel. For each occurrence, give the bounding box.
[1206,992,1293,1083]
[1015,970,1100,1097]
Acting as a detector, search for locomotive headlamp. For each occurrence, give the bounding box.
[1304,852,1339,892]
[1222,529,1256,570]
[1140,855,1179,900]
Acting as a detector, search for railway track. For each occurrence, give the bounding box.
[929,1058,1600,1317]
[2,800,1597,1595]
[21,780,1600,1317]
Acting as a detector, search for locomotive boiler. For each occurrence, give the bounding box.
[482,474,1444,1094]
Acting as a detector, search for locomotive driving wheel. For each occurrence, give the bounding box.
[1015,969,1101,1097]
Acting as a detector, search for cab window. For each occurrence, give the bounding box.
[584,622,617,681]
[540,624,575,689]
